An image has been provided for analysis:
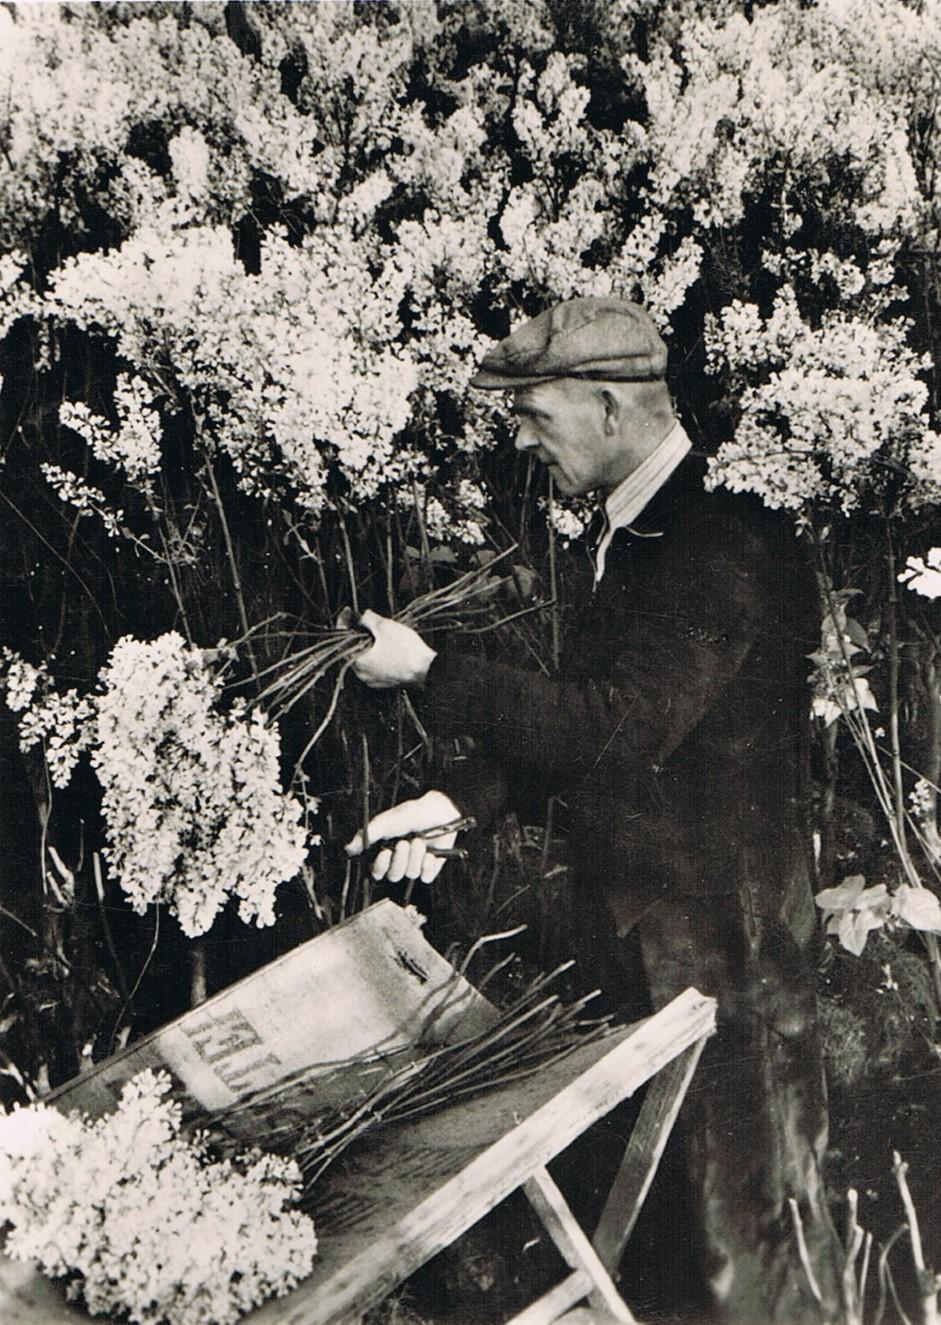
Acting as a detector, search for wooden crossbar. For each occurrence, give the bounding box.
[595,1039,707,1275]
[521,1169,636,1323]
[503,1038,709,1325]
[504,1271,596,1325]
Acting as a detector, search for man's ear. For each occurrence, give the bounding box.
[599,386,621,435]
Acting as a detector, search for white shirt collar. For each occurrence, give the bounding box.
[594,420,691,582]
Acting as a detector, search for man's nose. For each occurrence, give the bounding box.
[514,422,536,452]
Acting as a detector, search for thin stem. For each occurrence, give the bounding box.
[360,732,371,911]
[411,479,432,585]
[886,1258,917,1325]
[289,660,356,787]
[202,451,258,679]
[385,517,396,614]
[0,489,110,634]
[860,1230,873,1324]
[190,940,207,1008]
[547,477,561,671]
[875,1225,910,1325]
[338,510,360,616]
[460,598,555,635]
[146,492,194,645]
[108,905,161,1056]
[788,1197,825,1308]
[93,853,128,1002]
[885,527,909,841]
[893,1150,939,1325]
[842,1188,866,1325]
[0,904,41,943]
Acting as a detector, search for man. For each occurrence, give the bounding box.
[346,297,838,1322]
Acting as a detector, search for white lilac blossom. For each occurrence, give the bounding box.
[49,225,418,512]
[419,480,488,547]
[17,690,96,791]
[260,6,414,170]
[628,0,927,236]
[0,649,95,789]
[2,0,941,532]
[0,636,310,935]
[900,549,941,599]
[0,249,35,358]
[167,125,212,209]
[92,634,310,937]
[910,777,936,822]
[497,54,641,303]
[0,4,324,246]
[703,290,941,512]
[511,55,591,178]
[500,177,613,303]
[0,1069,317,1325]
[548,502,591,543]
[394,102,491,210]
[59,376,163,485]
[642,237,704,327]
[40,464,126,540]
[1,650,41,714]
[601,0,941,391]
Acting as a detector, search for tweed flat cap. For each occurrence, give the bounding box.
[470,296,668,389]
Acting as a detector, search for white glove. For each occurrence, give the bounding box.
[344,790,463,883]
[351,608,437,690]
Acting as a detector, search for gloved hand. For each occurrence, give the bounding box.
[344,790,463,883]
[351,608,437,690]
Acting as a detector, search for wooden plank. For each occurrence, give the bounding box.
[242,987,716,1325]
[0,1256,92,1325]
[503,1270,591,1325]
[522,1169,635,1323]
[1,990,716,1325]
[45,901,498,1130]
[593,1039,707,1275]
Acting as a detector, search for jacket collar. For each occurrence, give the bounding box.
[593,421,692,581]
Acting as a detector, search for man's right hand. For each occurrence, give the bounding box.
[344,790,463,883]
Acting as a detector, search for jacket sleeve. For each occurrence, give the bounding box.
[433,744,512,828]
[415,514,775,791]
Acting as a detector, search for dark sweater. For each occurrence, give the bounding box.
[416,455,819,935]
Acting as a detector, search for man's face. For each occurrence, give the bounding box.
[510,380,617,496]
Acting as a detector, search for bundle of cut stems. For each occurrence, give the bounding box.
[199,960,611,1204]
[250,545,540,726]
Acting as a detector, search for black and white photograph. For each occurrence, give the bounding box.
[0,3,940,1324]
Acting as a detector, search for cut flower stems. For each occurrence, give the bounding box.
[249,543,532,718]
[242,544,550,782]
[199,956,611,1204]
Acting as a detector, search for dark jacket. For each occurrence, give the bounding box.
[417,454,819,936]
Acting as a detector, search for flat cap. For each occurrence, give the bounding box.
[470,296,668,389]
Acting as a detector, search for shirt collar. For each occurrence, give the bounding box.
[593,420,691,582]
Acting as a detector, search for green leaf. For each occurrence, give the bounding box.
[846,676,879,713]
[837,908,885,956]
[811,696,842,727]
[892,885,941,933]
[816,875,868,912]
[844,618,870,650]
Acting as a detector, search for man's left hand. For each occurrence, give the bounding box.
[352,608,437,689]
